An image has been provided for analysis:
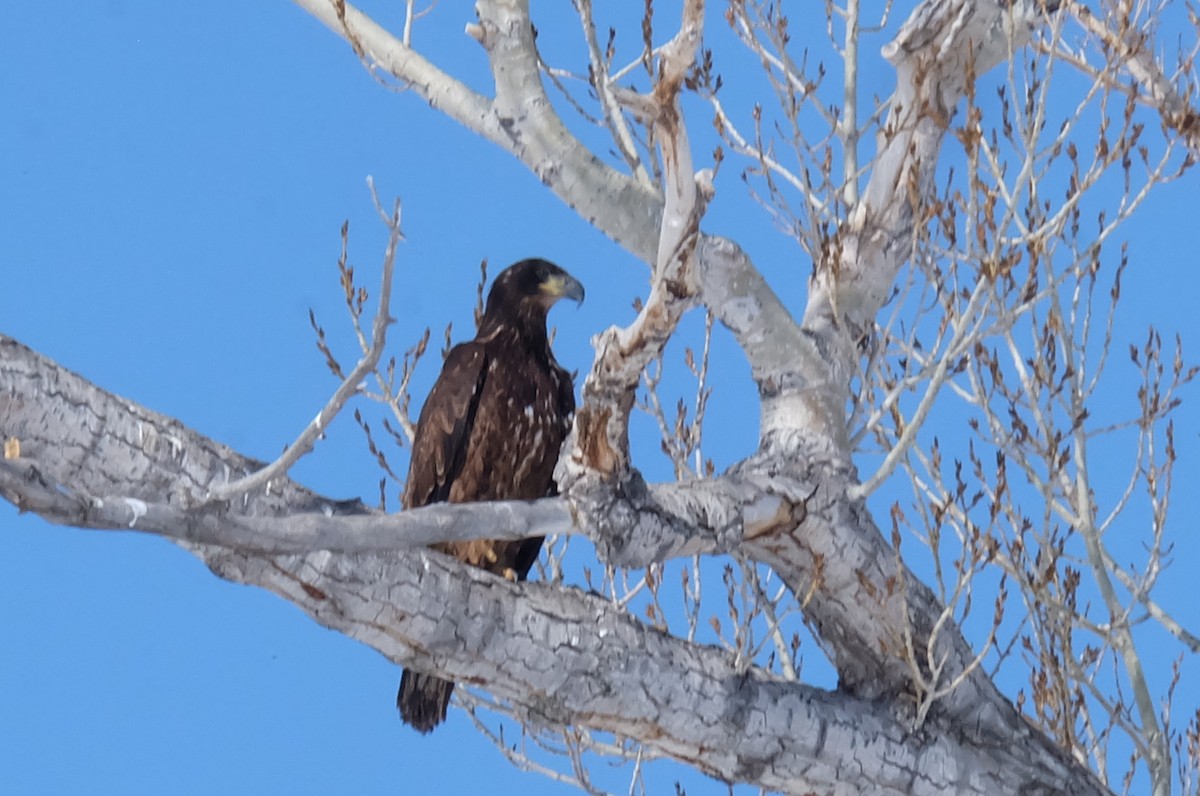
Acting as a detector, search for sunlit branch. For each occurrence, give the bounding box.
[1063,0,1200,158]
[574,0,654,188]
[204,192,401,503]
[842,0,861,205]
[853,276,995,499]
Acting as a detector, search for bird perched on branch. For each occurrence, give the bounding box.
[397,258,584,734]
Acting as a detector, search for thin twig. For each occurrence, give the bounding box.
[205,185,401,503]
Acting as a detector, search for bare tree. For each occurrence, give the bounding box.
[3,0,1199,793]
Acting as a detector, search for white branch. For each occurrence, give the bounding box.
[206,189,400,503]
[0,333,1104,794]
[296,0,663,262]
[1065,0,1200,158]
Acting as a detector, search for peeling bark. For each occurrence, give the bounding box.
[3,0,1144,792]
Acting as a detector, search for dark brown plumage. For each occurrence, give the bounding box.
[396,258,583,734]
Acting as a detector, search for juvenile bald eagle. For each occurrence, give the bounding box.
[397,258,583,734]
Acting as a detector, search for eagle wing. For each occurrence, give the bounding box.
[403,339,571,576]
[402,342,489,511]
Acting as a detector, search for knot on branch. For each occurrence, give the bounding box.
[566,470,657,567]
[468,1,521,52]
[565,470,740,569]
[563,466,817,569]
[565,396,633,481]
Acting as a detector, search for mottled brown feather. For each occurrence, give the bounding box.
[396,259,578,734]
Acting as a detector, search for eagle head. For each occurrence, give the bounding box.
[486,258,585,318]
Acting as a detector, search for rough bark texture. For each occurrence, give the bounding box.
[1,0,1128,793]
[0,333,1092,793]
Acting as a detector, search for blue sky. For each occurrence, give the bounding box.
[3,2,1198,794]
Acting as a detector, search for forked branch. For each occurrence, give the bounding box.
[205,188,401,503]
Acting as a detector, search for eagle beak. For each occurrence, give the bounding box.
[542,273,585,305]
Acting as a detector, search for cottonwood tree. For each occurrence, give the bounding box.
[3,0,1199,793]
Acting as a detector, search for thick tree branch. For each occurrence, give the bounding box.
[0,333,1102,794]
[0,335,785,565]
[9,0,1170,791]
[695,236,841,462]
[295,0,663,262]
[260,543,1097,796]
[538,2,1096,785]
[0,455,566,554]
[0,452,793,565]
[691,0,1098,777]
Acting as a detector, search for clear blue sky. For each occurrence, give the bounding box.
[2,2,1197,794]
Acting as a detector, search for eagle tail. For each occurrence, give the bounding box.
[397,669,455,733]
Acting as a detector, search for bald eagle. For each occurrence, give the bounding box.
[397,258,584,734]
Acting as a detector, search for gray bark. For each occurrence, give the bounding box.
[1,0,1120,793]
[1,334,1096,793]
